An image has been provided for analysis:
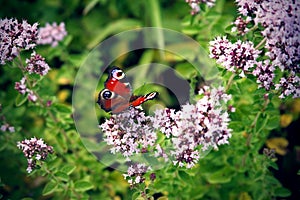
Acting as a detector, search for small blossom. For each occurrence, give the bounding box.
[236,0,300,72]
[37,22,67,47]
[186,0,216,15]
[153,86,232,168]
[263,148,276,159]
[46,100,52,107]
[17,137,54,173]
[231,16,252,35]
[209,36,261,77]
[14,77,38,102]
[275,72,300,99]
[150,173,156,181]
[27,90,38,102]
[123,163,150,186]
[15,77,27,95]
[252,60,275,91]
[0,18,38,65]
[25,51,50,75]
[0,123,15,132]
[99,108,156,160]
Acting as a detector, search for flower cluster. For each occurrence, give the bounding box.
[123,163,151,186]
[37,22,67,47]
[275,72,300,99]
[252,60,275,91]
[26,51,50,75]
[228,0,300,98]
[153,86,232,168]
[231,16,252,35]
[209,36,261,77]
[0,18,38,65]
[263,148,276,159]
[237,0,300,72]
[15,77,37,102]
[99,107,157,160]
[186,0,216,15]
[17,137,54,173]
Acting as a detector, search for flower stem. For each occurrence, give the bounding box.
[255,37,267,49]
[225,73,235,92]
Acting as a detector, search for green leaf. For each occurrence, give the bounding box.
[178,170,192,182]
[274,187,291,197]
[55,171,69,182]
[74,181,94,192]
[265,116,280,130]
[175,63,198,79]
[269,161,279,170]
[182,26,200,35]
[61,165,76,175]
[15,93,27,107]
[87,19,141,49]
[53,104,72,114]
[206,167,233,184]
[42,181,58,196]
[83,0,99,15]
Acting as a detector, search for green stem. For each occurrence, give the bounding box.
[15,55,72,147]
[148,0,165,59]
[241,97,270,167]
[255,37,267,49]
[225,73,235,92]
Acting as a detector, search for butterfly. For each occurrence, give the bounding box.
[97,66,158,113]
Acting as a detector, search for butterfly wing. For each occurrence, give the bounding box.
[98,89,130,113]
[104,67,132,99]
[98,67,132,113]
[97,67,158,113]
[129,92,158,107]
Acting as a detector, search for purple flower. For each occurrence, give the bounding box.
[231,16,252,35]
[15,77,27,95]
[17,137,54,173]
[15,77,37,102]
[99,108,156,160]
[0,18,38,65]
[153,86,232,168]
[37,22,67,47]
[209,36,261,77]
[26,51,50,76]
[0,123,15,132]
[275,72,300,99]
[236,0,300,72]
[252,60,275,91]
[186,0,216,15]
[123,163,150,186]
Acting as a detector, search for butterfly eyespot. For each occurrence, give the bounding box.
[111,69,125,80]
[101,89,114,99]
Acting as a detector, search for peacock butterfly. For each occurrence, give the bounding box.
[97,66,158,113]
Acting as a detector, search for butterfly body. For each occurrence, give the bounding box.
[97,67,158,113]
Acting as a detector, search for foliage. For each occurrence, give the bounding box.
[0,0,299,200]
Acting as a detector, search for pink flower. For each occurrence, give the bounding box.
[186,0,216,15]
[26,51,50,76]
[99,108,156,161]
[17,137,54,173]
[0,18,38,65]
[14,77,38,102]
[123,163,151,186]
[153,86,232,168]
[37,22,67,47]
[209,36,260,77]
